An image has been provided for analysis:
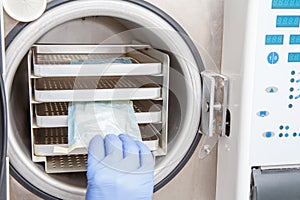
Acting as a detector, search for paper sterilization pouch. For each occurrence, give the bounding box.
[67,101,142,152]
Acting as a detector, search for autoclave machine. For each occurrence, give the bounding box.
[2,0,300,200]
[0,0,223,199]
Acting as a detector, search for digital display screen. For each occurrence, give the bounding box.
[276,16,300,27]
[288,53,300,62]
[272,0,300,9]
[265,35,284,45]
[290,35,300,44]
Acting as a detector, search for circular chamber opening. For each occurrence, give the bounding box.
[6,1,202,199]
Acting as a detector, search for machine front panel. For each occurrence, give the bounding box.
[251,0,300,165]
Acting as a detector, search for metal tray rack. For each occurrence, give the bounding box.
[33,76,161,102]
[28,44,169,173]
[34,124,160,156]
[33,45,162,77]
[35,100,162,127]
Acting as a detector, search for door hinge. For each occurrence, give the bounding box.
[199,71,229,159]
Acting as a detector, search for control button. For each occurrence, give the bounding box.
[266,86,278,93]
[285,133,289,137]
[256,111,269,117]
[263,131,274,138]
[267,52,279,64]
[293,132,297,137]
[291,70,296,75]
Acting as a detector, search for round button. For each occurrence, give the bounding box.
[256,111,269,117]
[266,86,278,93]
[263,131,275,138]
[267,52,279,64]
[293,132,297,137]
[291,71,296,75]
[285,133,289,137]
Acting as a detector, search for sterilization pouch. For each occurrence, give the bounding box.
[54,101,141,153]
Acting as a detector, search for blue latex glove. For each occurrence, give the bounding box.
[86,134,154,200]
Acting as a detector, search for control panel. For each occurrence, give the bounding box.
[250,0,300,166]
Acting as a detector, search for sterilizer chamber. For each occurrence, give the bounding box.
[5,1,204,199]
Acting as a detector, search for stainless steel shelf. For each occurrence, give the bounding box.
[33,45,162,77]
[33,76,161,102]
[45,154,88,173]
[35,100,162,127]
[33,124,160,156]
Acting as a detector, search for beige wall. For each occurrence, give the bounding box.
[146,0,224,71]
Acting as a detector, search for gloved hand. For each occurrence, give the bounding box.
[86,134,154,200]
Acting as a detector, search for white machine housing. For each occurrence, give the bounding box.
[217,0,300,199]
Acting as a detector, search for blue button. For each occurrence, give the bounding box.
[285,133,289,137]
[291,70,296,75]
[267,52,279,64]
[257,111,269,117]
[293,132,297,137]
[266,132,272,138]
[266,87,278,93]
[263,131,274,138]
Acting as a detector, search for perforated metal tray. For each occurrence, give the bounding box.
[33,76,161,102]
[35,100,162,127]
[45,154,88,173]
[33,124,160,156]
[33,50,162,77]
